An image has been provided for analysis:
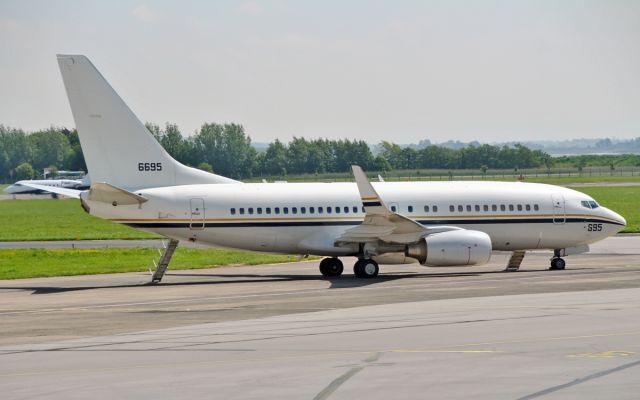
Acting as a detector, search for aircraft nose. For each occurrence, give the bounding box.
[607,208,626,230]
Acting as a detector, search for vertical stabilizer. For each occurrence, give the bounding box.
[57,54,239,190]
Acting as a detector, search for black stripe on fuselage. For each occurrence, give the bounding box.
[124,217,623,229]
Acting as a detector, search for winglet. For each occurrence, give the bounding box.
[352,165,390,215]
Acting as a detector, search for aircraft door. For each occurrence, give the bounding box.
[551,194,565,224]
[189,198,205,230]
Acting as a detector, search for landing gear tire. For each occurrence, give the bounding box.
[319,258,343,277]
[353,259,379,278]
[549,258,566,270]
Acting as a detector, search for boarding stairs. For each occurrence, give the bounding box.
[504,250,526,272]
[149,239,179,283]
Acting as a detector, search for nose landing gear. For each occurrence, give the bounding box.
[549,249,566,270]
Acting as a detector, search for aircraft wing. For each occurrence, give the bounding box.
[15,183,82,199]
[337,166,460,245]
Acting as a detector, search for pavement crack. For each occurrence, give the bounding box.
[517,358,640,400]
[313,352,383,400]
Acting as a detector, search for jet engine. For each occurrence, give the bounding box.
[405,230,492,266]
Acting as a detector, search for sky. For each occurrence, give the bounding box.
[0,0,639,143]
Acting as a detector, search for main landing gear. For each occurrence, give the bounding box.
[319,257,344,277]
[549,249,566,270]
[318,258,379,278]
[354,258,379,278]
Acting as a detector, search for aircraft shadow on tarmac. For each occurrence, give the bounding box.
[0,269,553,295]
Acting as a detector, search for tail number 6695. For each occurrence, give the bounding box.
[138,162,162,172]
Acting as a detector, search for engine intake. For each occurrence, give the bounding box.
[405,230,492,266]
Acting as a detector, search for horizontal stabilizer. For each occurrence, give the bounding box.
[88,182,148,205]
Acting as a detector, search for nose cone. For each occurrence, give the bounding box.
[607,208,626,233]
[3,185,16,194]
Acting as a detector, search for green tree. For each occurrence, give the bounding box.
[262,139,288,176]
[28,128,70,171]
[197,162,213,173]
[15,162,34,180]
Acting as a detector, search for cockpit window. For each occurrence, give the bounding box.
[581,200,600,209]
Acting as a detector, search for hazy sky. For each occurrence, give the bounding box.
[1,0,639,143]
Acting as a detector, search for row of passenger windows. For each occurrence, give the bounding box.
[448,204,539,212]
[230,203,539,215]
[231,206,362,215]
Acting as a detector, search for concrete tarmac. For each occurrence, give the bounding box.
[1,237,640,398]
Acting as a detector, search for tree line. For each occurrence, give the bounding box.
[2,122,559,182]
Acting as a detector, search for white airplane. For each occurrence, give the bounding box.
[4,176,89,196]
[41,54,626,282]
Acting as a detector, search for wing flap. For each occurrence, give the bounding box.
[337,166,459,245]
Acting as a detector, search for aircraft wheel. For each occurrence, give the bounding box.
[549,257,566,270]
[354,259,379,278]
[319,258,343,277]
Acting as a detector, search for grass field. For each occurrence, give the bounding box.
[0,248,300,280]
[0,199,159,241]
[573,186,639,233]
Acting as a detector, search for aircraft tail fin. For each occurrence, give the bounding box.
[56,54,239,190]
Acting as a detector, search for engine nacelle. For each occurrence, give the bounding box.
[405,230,492,266]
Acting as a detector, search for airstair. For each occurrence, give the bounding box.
[504,250,526,272]
[149,239,179,283]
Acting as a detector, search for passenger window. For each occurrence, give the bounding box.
[483,205,488,212]
[500,205,506,211]
[327,207,332,214]
[492,205,497,211]
[458,205,463,212]
[517,204,522,211]
[301,207,306,214]
[257,207,262,214]
[248,207,253,214]
[283,207,289,214]
[534,204,539,211]
[433,205,438,212]
[318,207,324,214]
[240,208,245,215]
[525,204,530,211]
[266,207,271,214]
[361,206,365,213]
[424,205,429,212]
[391,205,397,212]
[475,205,480,212]
[509,204,514,211]
[275,207,280,214]
[310,206,315,214]
[450,205,455,212]
[408,205,413,212]
[466,205,471,212]
[230,208,236,215]
[292,207,297,214]
[353,206,358,213]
